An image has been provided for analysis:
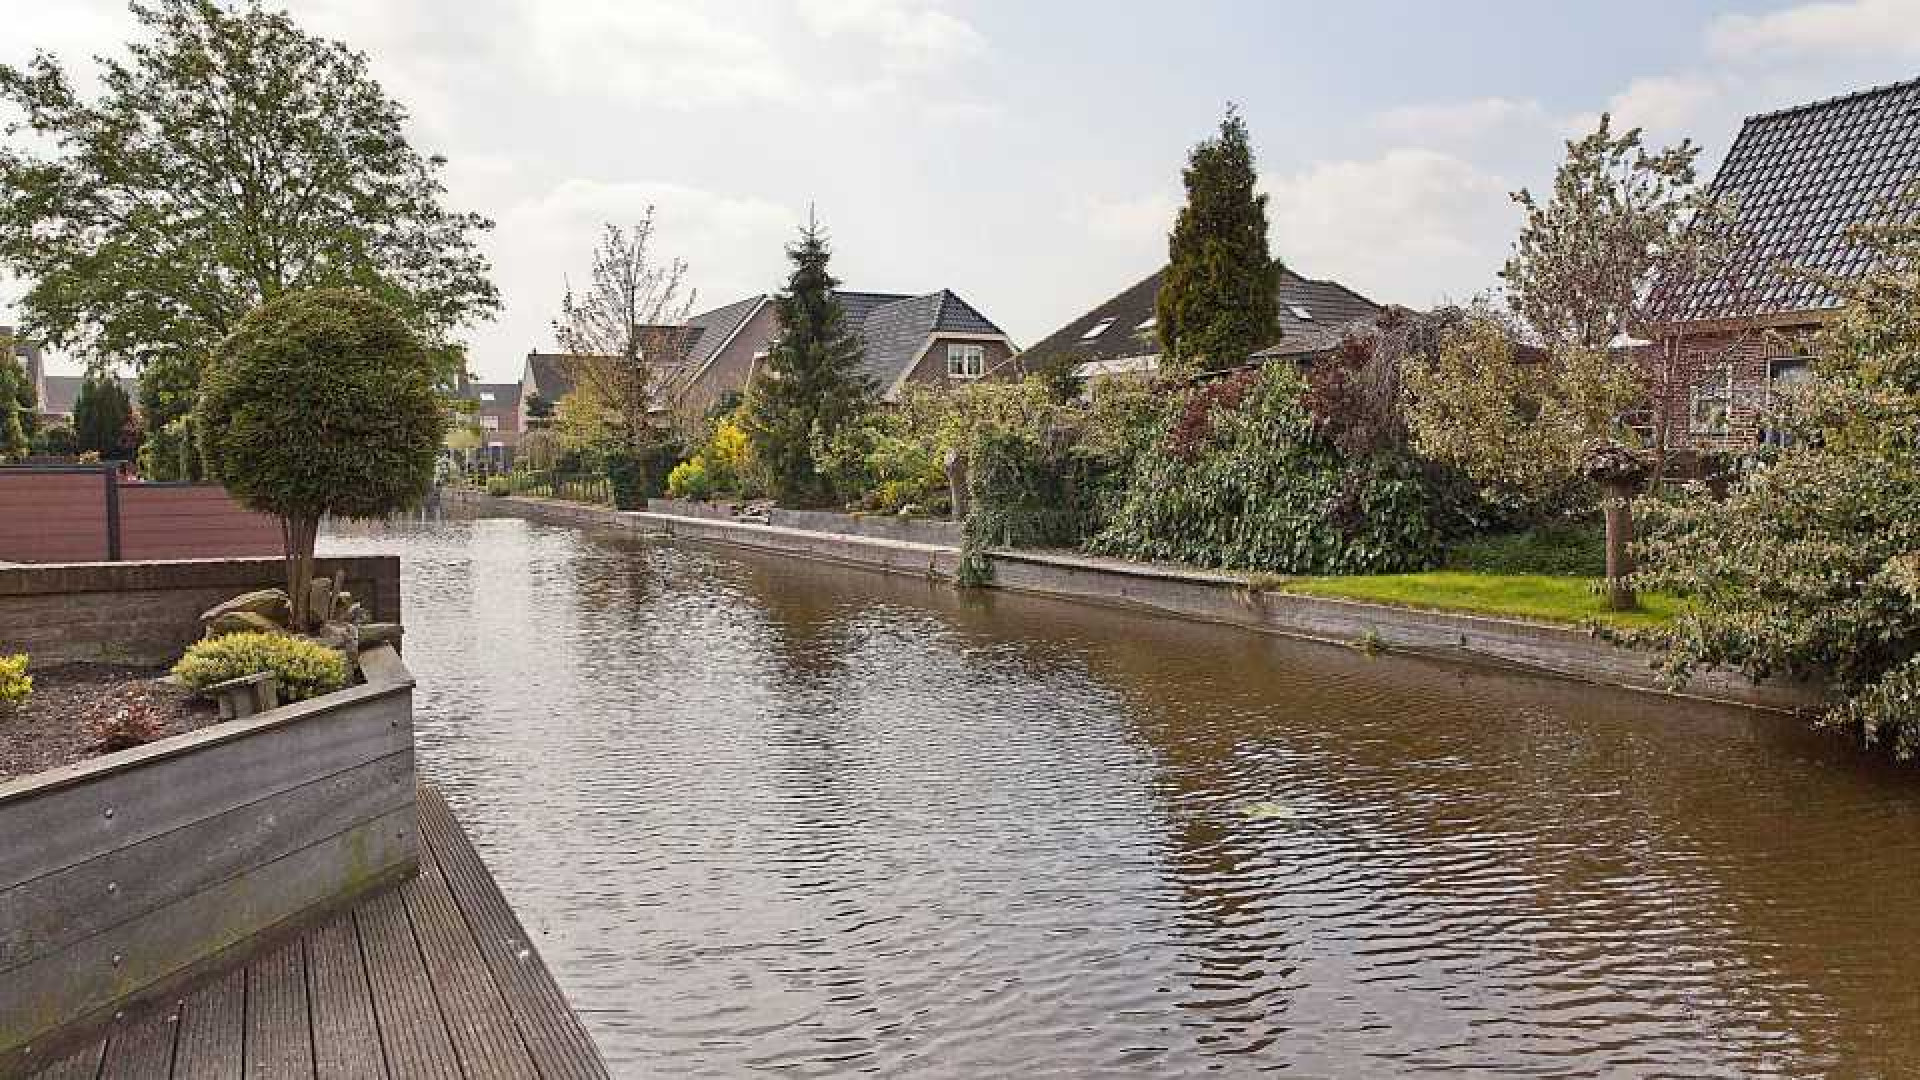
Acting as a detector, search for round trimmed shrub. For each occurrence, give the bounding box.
[197,288,447,626]
[172,632,348,702]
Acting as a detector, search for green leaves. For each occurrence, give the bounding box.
[1158,105,1281,370]
[0,0,496,379]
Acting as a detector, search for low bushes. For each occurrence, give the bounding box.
[172,632,348,702]
[0,653,29,707]
[485,475,511,496]
[1445,522,1605,577]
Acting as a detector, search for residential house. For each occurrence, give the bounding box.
[1014,265,1382,380]
[457,378,523,468]
[672,289,1017,414]
[1651,75,1920,452]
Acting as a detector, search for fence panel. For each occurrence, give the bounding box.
[0,468,112,562]
[118,484,282,561]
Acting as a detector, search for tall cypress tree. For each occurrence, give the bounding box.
[1157,105,1280,371]
[73,375,133,458]
[744,214,875,506]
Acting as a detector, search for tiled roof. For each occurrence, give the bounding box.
[1655,75,1920,323]
[37,375,138,417]
[682,294,766,375]
[680,288,1009,398]
[1021,265,1382,370]
[522,353,579,403]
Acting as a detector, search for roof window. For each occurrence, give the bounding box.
[1135,316,1157,331]
[1080,318,1115,340]
[1288,305,1314,321]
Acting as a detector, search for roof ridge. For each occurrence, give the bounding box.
[1280,264,1381,308]
[1744,73,1920,125]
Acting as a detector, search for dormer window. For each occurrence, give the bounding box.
[1080,318,1115,340]
[947,343,985,379]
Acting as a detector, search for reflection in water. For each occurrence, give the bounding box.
[324,513,1920,1077]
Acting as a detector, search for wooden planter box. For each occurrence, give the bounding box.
[0,646,419,1064]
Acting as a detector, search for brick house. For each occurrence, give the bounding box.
[1013,264,1382,381]
[1651,76,1920,454]
[671,289,1016,414]
[456,378,523,468]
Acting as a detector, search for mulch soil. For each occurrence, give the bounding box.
[0,664,218,783]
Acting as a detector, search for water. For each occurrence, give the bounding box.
[323,512,1920,1077]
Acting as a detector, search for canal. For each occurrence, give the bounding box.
[323,511,1920,1077]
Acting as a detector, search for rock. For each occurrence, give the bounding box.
[308,619,360,660]
[307,575,339,627]
[205,611,286,638]
[339,601,367,625]
[200,589,291,628]
[358,623,404,650]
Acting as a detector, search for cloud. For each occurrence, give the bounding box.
[1708,0,1920,61]
[1598,74,1722,136]
[795,0,986,73]
[1371,97,1552,144]
[1263,149,1516,307]
[523,1,793,109]
[1070,190,1179,242]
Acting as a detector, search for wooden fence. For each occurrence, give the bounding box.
[0,466,281,563]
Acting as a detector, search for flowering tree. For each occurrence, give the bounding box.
[1629,205,1920,756]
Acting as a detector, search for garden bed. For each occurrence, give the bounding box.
[0,664,217,782]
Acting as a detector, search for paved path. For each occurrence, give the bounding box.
[29,787,607,1080]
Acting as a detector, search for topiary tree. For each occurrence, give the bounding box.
[198,288,447,629]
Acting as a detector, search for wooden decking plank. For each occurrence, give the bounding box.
[355,887,461,1079]
[243,940,315,1079]
[414,788,608,1079]
[401,859,540,1079]
[170,967,243,1080]
[96,1008,178,1080]
[29,1039,104,1080]
[303,913,388,1080]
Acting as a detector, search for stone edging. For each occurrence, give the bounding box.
[447,488,1825,713]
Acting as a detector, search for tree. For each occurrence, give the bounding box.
[198,288,447,630]
[1406,116,1726,609]
[0,0,497,441]
[0,337,29,461]
[743,215,876,505]
[1629,204,1920,757]
[1156,105,1280,371]
[552,213,697,456]
[73,376,135,459]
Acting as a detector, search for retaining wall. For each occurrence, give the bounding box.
[767,507,964,547]
[0,646,419,1067]
[0,555,401,667]
[449,490,1826,713]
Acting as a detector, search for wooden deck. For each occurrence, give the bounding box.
[27,787,608,1080]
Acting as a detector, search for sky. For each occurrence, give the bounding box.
[6,0,1920,381]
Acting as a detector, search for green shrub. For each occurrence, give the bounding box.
[667,456,713,499]
[1445,522,1605,577]
[29,422,79,457]
[172,632,348,702]
[0,653,30,707]
[485,475,512,496]
[604,439,680,509]
[1088,365,1449,575]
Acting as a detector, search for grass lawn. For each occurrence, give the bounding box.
[1274,572,1681,629]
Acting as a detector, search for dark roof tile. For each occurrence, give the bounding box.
[1655,75,1920,322]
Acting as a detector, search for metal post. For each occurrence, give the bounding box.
[102,464,122,561]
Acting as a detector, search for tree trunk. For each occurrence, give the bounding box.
[283,513,320,630]
[1601,479,1637,611]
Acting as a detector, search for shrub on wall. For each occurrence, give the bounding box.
[172,631,348,702]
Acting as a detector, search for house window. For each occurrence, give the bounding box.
[1766,357,1814,404]
[478,391,496,402]
[1689,364,1733,436]
[480,415,500,431]
[947,343,985,379]
[1080,318,1115,341]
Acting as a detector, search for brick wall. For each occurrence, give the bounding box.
[0,556,401,667]
[1657,321,1823,454]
